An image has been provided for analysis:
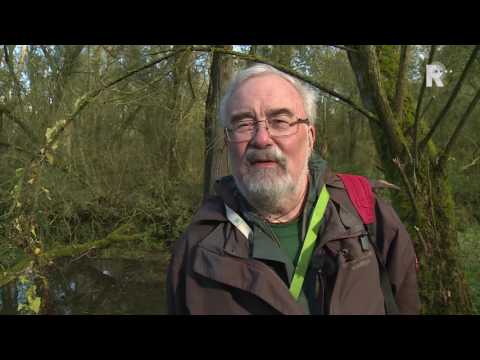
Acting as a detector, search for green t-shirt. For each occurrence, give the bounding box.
[268,218,310,313]
[269,218,302,267]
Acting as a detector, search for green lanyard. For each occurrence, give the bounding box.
[289,184,330,300]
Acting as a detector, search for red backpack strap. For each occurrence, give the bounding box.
[337,173,401,314]
[337,173,375,225]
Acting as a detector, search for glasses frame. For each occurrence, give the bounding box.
[225,118,310,143]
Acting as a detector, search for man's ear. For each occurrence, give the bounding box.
[309,125,316,150]
[224,128,228,147]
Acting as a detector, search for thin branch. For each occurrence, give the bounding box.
[188,46,379,125]
[419,95,436,119]
[145,48,178,57]
[329,45,359,53]
[37,45,378,160]
[110,105,143,146]
[414,225,431,256]
[437,85,480,171]
[43,49,185,154]
[461,156,480,172]
[414,46,437,126]
[413,45,436,172]
[0,104,39,143]
[393,157,418,215]
[419,45,480,152]
[393,45,410,116]
[40,45,59,74]
[0,141,33,156]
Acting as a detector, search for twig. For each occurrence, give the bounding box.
[419,45,480,153]
[374,179,401,191]
[328,45,359,53]
[437,85,480,171]
[0,104,39,143]
[461,157,480,171]
[68,248,94,265]
[0,141,34,156]
[413,45,436,167]
[393,157,418,215]
[419,96,435,120]
[414,225,430,256]
[43,49,185,155]
[189,46,379,125]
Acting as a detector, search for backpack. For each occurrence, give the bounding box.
[336,173,399,314]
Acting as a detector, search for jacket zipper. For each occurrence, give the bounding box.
[317,269,327,315]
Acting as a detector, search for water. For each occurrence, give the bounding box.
[0,256,168,315]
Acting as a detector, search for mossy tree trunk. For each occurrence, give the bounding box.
[203,46,233,198]
[347,45,477,314]
[168,46,193,179]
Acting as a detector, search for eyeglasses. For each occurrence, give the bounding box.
[225,116,310,143]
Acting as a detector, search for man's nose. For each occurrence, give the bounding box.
[250,121,274,148]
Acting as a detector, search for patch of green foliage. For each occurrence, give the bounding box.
[458,223,480,314]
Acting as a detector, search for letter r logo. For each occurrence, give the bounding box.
[426,62,446,87]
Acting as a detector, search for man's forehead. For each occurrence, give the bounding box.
[228,75,303,114]
[230,107,295,118]
[233,74,300,98]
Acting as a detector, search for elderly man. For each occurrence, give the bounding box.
[166,64,420,315]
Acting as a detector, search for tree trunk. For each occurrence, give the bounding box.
[203,46,233,198]
[168,46,193,179]
[315,96,328,158]
[347,110,358,161]
[347,45,473,314]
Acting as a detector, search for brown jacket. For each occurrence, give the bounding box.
[166,161,420,315]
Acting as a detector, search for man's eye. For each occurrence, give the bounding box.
[235,121,254,130]
[270,119,290,128]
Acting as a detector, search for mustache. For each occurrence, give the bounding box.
[245,147,287,168]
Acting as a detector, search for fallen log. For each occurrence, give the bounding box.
[0,224,149,288]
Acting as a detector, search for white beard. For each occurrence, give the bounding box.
[231,146,311,215]
[237,167,296,214]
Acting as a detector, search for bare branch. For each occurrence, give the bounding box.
[0,141,33,156]
[420,95,436,119]
[393,157,418,215]
[0,104,39,143]
[43,49,185,154]
[419,45,480,152]
[437,85,480,171]
[414,225,431,256]
[110,105,142,146]
[461,156,480,172]
[413,45,437,169]
[328,45,359,53]
[189,46,379,125]
[38,45,378,160]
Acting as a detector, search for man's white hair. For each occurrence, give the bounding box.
[219,63,319,127]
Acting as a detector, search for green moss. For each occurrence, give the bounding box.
[371,45,473,313]
[458,224,480,314]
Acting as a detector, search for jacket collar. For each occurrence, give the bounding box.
[191,153,367,314]
[209,152,365,249]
